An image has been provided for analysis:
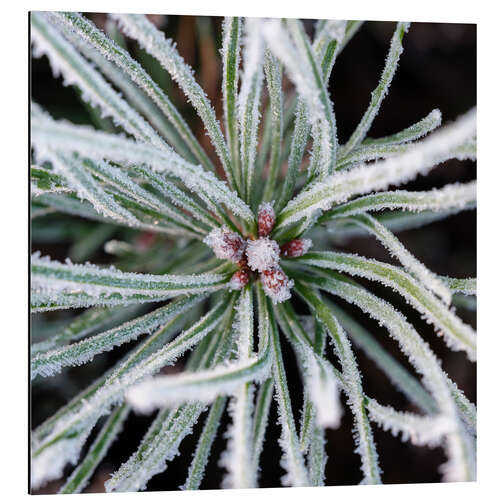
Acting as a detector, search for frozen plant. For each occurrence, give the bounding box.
[30,11,477,493]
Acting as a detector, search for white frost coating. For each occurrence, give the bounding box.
[125,292,269,413]
[337,142,410,169]
[84,159,201,230]
[203,227,245,263]
[50,12,214,172]
[31,302,227,489]
[268,309,311,487]
[341,22,410,156]
[277,306,342,430]
[302,238,313,254]
[110,13,233,184]
[31,111,255,221]
[261,267,294,304]
[221,17,241,171]
[59,404,129,494]
[351,213,452,305]
[439,419,476,482]
[35,148,140,227]
[322,20,347,44]
[105,403,204,492]
[260,19,336,178]
[261,49,283,202]
[274,390,311,487]
[307,425,327,486]
[367,399,454,447]
[274,391,310,487]
[32,190,190,240]
[31,253,228,305]
[443,277,477,296]
[132,164,219,230]
[362,108,442,147]
[83,158,206,237]
[31,414,99,489]
[258,202,274,217]
[246,237,280,272]
[239,17,265,197]
[279,108,477,228]
[31,296,203,378]
[228,270,249,291]
[31,181,72,197]
[125,354,270,412]
[303,251,477,361]
[30,12,165,149]
[319,309,381,483]
[302,349,342,429]
[220,288,257,488]
[220,384,256,489]
[234,287,254,359]
[285,18,336,178]
[44,12,184,155]
[326,181,477,219]
[316,275,476,481]
[261,20,321,125]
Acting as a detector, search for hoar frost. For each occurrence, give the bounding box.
[246,238,280,272]
[203,203,312,302]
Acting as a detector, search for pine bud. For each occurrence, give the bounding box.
[257,202,275,237]
[228,269,250,290]
[203,227,245,263]
[261,266,293,304]
[246,237,280,272]
[280,238,312,257]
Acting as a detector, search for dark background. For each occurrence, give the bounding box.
[31,14,476,493]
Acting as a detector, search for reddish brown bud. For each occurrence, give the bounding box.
[246,237,280,272]
[203,227,246,263]
[228,269,250,290]
[257,202,276,237]
[280,238,312,258]
[260,266,293,304]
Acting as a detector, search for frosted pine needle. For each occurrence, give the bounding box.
[30,13,476,492]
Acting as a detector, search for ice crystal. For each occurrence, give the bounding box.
[245,237,280,272]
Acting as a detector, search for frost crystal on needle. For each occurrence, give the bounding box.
[245,237,280,272]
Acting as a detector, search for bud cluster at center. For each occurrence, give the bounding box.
[203,203,311,303]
